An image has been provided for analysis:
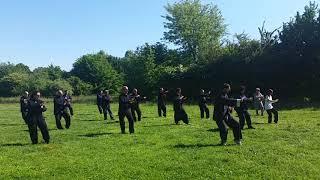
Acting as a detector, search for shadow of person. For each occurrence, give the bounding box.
[0,143,29,147]
[207,128,220,133]
[78,132,113,138]
[174,143,236,148]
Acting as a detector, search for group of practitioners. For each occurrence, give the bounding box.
[19,83,279,146]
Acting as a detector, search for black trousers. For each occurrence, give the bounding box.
[21,111,29,124]
[97,104,103,114]
[216,114,242,143]
[199,104,209,119]
[119,109,134,134]
[174,109,189,124]
[158,103,166,117]
[131,105,142,122]
[55,111,71,129]
[267,108,278,123]
[27,115,50,144]
[236,110,252,129]
[103,105,114,120]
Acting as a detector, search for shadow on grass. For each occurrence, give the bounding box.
[252,122,269,125]
[0,123,23,127]
[173,143,236,148]
[207,128,220,133]
[142,124,176,128]
[106,121,119,124]
[78,132,113,138]
[80,119,100,122]
[0,143,29,147]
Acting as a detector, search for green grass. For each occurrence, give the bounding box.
[0,103,320,179]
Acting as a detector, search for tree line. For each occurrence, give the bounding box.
[0,1,319,101]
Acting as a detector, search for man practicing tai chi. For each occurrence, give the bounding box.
[54,90,71,129]
[157,88,168,117]
[27,92,50,144]
[118,86,135,134]
[199,89,211,119]
[235,86,255,130]
[102,90,114,121]
[173,88,189,125]
[213,83,243,146]
[265,89,279,124]
[130,88,146,122]
[96,90,103,114]
[254,88,264,116]
[20,91,29,124]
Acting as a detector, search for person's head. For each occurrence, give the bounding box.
[133,88,138,95]
[159,88,164,93]
[256,88,260,93]
[200,89,205,95]
[31,92,41,100]
[240,86,246,94]
[57,90,63,96]
[122,86,129,95]
[222,83,231,94]
[176,88,182,96]
[267,89,274,95]
[23,91,29,97]
[104,90,109,95]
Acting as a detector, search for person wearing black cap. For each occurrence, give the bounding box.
[20,91,30,124]
[97,90,103,114]
[118,86,134,134]
[158,88,168,117]
[130,88,146,122]
[265,89,279,123]
[27,92,50,144]
[235,86,255,130]
[213,83,243,146]
[102,90,114,120]
[199,89,210,119]
[173,88,189,125]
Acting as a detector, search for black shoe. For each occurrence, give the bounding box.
[219,141,227,146]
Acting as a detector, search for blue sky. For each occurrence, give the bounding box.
[0,0,314,70]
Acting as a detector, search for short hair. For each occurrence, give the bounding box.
[268,89,274,94]
[223,83,231,89]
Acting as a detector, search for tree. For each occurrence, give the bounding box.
[0,72,30,96]
[67,76,93,95]
[71,51,124,92]
[163,0,226,64]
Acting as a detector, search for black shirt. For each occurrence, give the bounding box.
[53,95,65,115]
[28,99,47,116]
[213,93,239,120]
[102,95,112,107]
[118,93,131,112]
[173,95,184,112]
[20,96,29,113]
[97,94,103,105]
[158,92,166,105]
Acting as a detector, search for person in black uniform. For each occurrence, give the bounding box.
[235,86,255,130]
[20,91,29,124]
[63,90,73,116]
[97,90,103,114]
[130,88,146,122]
[173,88,189,125]
[102,90,114,120]
[54,90,71,129]
[27,92,50,144]
[213,83,243,146]
[157,88,168,117]
[118,86,134,134]
[199,89,211,119]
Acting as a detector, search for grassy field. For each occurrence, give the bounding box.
[0,103,320,179]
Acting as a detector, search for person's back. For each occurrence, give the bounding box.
[173,95,183,112]
[54,95,65,115]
